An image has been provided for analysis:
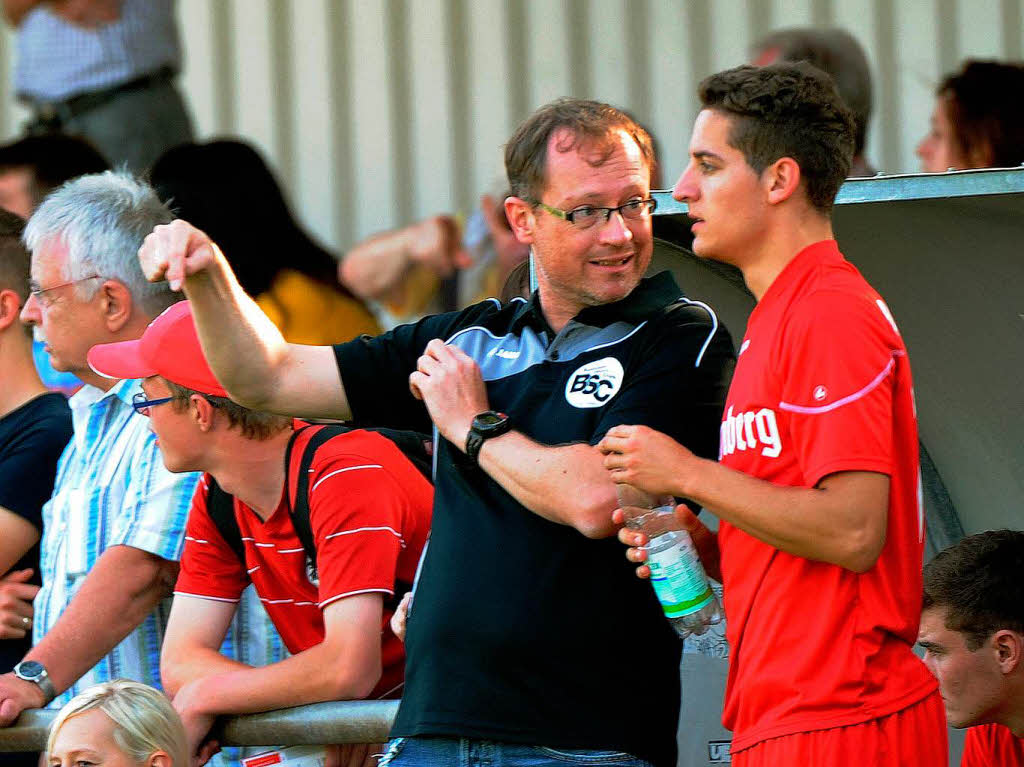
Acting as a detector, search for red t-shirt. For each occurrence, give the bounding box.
[175,427,433,700]
[717,241,938,751]
[961,724,1024,767]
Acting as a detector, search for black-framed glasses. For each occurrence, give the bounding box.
[28,275,102,306]
[131,392,173,416]
[532,198,657,229]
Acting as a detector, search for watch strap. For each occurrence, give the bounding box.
[465,430,486,464]
[14,661,56,705]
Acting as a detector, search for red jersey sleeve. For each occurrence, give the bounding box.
[306,444,410,610]
[777,289,902,487]
[174,474,250,603]
[961,724,1024,767]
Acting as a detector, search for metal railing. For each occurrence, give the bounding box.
[0,700,398,751]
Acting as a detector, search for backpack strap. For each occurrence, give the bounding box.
[284,423,430,606]
[204,474,247,566]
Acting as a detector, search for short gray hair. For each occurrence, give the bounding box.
[24,171,178,318]
[47,679,188,767]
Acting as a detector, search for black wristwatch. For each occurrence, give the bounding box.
[13,660,56,705]
[465,410,511,464]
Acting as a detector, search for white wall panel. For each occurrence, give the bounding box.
[895,0,941,175]
[408,0,457,218]
[708,0,752,75]
[771,0,817,28]
[290,0,337,248]
[230,0,277,165]
[525,0,572,111]
[648,1,697,187]
[0,1,1017,252]
[348,0,398,241]
[467,0,512,200]
[177,0,218,137]
[956,0,1003,59]
[587,0,630,109]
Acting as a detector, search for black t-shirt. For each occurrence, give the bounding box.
[335,273,734,767]
[0,392,72,672]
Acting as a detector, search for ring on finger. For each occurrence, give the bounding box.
[21,616,31,628]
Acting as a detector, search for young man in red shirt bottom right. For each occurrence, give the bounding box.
[599,62,947,766]
[919,530,1024,766]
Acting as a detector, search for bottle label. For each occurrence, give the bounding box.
[647,542,714,618]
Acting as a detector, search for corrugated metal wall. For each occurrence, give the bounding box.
[0,0,1021,253]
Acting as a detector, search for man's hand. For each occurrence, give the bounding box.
[138,220,221,291]
[0,671,44,727]
[598,424,702,498]
[409,339,489,448]
[407,216,472,278]
[390,592,412,642]
[613,504,721,583]
[0,569,37,640]
[172,678,219,766]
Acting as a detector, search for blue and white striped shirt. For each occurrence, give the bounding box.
[15,0,181,102]
[35,379,285,766]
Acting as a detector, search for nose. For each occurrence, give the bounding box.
[672,166,697,202]
[597,209,633,245]
[20,292,39,325]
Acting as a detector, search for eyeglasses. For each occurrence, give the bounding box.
[28,275,102,307]
[132,393,174,416]
[532,198,657,229]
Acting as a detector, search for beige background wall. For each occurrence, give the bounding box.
[0,0,1020,253]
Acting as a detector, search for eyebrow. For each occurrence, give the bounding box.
[692,150,724,163]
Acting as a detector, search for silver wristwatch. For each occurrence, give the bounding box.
[13,660,56,705]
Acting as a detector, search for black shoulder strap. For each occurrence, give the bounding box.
[285,423,433,593]
[285,424,343,572]
[205,474,247,565]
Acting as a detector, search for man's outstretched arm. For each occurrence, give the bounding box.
[0,544,178,725]
[138,220,350,420]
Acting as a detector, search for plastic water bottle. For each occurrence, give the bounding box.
[617,484,723,638]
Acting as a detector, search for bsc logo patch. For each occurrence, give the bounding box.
[564,357,624,408]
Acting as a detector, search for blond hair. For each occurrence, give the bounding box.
[46,680,187,766]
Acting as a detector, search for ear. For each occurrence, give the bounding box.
[191,394,217,432]
[98,279,134,333]
[147,749,173,767]
[763,157,802,206]
[504,196,537,245]
[0,289,21,332]
[993,630,1024,674]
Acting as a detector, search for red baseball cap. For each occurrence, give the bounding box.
[87,300,230,397]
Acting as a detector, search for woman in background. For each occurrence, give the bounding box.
[150,140,380,345]
[917,59,1024,172]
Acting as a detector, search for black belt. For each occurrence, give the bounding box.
[21,65,176,130]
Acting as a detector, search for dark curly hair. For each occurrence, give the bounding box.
[698,63,855,214]
[923,529,1024,651]
[938,59,1024,169]
[505,98,655,202]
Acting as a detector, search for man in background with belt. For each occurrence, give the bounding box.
[3,0,194,172]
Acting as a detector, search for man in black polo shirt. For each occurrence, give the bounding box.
[137,98,734,767]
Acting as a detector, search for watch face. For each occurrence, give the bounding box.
[16,661,42,679]
[477,412,504,427]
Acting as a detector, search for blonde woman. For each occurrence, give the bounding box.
[47,680,189,767]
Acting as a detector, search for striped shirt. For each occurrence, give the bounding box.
[15,0,181,102]
[35,379,285,766]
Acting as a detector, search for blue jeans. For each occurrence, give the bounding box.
[378,737,654,767]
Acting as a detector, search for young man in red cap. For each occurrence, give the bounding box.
[599,63,945,766]
[88,301,433,766]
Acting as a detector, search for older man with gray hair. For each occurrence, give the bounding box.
[0,174,281,767]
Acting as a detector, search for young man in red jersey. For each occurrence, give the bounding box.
[920,530,1024,767]
[87,301,432,766]
[599,63,946,766]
